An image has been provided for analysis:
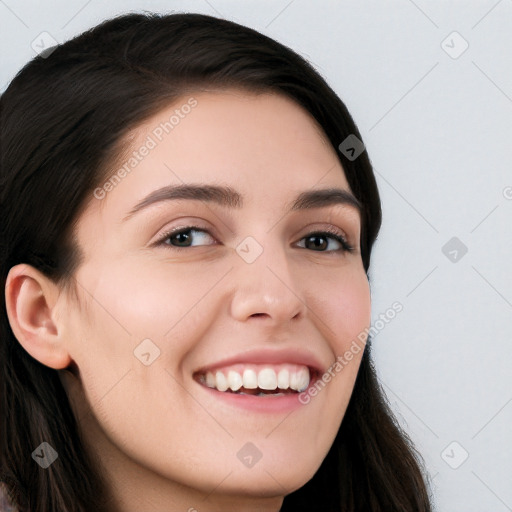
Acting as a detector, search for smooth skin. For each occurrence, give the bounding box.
[6,89,370,512]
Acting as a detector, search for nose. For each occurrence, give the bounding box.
[229,236,306,326]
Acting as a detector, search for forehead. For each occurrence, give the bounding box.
[88,88,352,221]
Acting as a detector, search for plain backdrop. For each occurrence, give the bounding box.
[1,1,511,511]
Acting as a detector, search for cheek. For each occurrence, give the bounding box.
[339,272,371,344]
[311,263,371,353]
[73,254,208,339]
[62,260,176,406]
[66,255,221,392]
[288,264,370,469]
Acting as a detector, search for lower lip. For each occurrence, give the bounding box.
[197,377,318,413]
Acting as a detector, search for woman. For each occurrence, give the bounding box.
[0,12,434,512]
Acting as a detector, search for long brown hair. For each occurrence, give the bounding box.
[0,12,434,511]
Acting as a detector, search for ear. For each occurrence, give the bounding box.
[5,263,73,370]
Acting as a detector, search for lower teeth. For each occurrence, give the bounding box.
[238,391,286,397]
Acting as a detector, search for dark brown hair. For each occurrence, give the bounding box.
[0,12,434,511]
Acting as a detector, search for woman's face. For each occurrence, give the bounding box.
[58,89,371,510]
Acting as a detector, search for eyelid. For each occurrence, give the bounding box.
[301,223,349,240]
[151,222,214,247]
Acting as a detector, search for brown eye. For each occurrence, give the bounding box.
[157,226,216,250]
[298,230,353,253]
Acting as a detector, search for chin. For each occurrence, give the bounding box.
[221,452,322,498]
[220,471,314,499]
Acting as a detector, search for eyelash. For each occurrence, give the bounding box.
[155,225,354,254]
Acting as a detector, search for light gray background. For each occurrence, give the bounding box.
[1,1,511,511]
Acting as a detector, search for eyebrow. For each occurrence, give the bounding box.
[122,183,362,221]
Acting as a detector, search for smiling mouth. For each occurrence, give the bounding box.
[194,363,314,397]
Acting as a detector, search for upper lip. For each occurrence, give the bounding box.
[193,347,326,376]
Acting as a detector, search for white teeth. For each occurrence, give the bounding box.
[296,367,310,392]
[289,370,301,391]
[289,367,310,392]
[206,372,215,388]
[277,368,289,389]
[242,369,258,389]
[228,370,243,391]
[215,371,228,392]
[258,368,277,390]
[202,365,311,394]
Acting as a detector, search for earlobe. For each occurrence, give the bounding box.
[5,264,73,370]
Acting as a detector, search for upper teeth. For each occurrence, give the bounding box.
[201,364,310,393]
